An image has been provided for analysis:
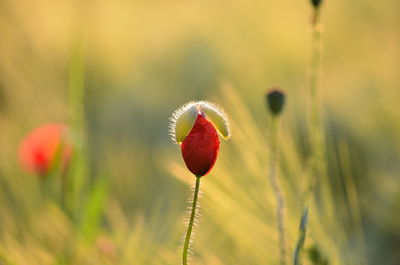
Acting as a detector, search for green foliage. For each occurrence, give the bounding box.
[78,175,109,242]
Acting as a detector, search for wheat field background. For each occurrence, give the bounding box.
[0,0,399,264]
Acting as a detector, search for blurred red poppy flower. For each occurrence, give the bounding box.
[170,101,230,177]
[19,123,72,176]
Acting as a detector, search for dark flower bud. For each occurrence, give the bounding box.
[266,89,285,115]
[310,0,323,9]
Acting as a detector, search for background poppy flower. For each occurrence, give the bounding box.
[19,123,72,177]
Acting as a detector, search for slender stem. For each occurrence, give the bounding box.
[308,8,326,202]
[293,7,324,265]
[269,116,286,265]
[269,116,287,265]
[60,169,68,210]
[310,10,322,114]
[293,206,309,265]
[68,40,88,220]
[183,176,201,265]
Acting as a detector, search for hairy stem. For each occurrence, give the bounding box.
[308,7,326,202]
[269,117,287,265]
[183,176,201,265]
[294,7,324,265]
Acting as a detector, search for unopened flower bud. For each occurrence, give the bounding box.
[169,101,230,177]
[266,89,285,116]
[310,0,323,9]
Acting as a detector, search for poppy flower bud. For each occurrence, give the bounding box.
[310,0,323,8]
[19,123,72,177]
[170,101,230,177]
[266,89,285,116]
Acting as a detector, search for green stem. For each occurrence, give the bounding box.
[308,8,326,203]
[269,117,287,265]
[67,40,88,220]
[293,207,309,265]
[60,169,67,211]
[293,7,324,265]
[183,176,201,265]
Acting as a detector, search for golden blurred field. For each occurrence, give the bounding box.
[0,0,399,264]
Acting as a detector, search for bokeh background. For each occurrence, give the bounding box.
[0,0,399,264]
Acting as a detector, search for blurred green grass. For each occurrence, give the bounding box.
[0,0,399,264]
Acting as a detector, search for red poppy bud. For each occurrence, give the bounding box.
[181,114,220,177]
[170,101,230,177]
[19,123,72,177]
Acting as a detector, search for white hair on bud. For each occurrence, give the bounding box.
[197,101,231,139]
[169,101,197,144]
[169,101,231,144]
